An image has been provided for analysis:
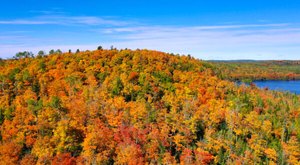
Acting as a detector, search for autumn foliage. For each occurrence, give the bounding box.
[0,49,299,164]
[212,60,300,82]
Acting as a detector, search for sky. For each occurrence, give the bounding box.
[0,0,300,60]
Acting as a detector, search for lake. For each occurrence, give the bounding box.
[254,80,300,94]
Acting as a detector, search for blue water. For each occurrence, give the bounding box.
[254,80,300,94]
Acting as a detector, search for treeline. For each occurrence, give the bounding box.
[12,46,120,60]
[212,61,300,82]
[13,49,83,59]
[0,49,299,164]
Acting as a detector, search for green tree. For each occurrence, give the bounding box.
[38,50,45,57]
[49,49,55,55]
[97,46,103,50]
[56,49,62,54]
[14,51,34,59]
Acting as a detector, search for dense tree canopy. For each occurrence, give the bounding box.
[212,61,300,82]
[0,49,299,164]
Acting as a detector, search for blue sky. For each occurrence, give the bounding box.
[1,0,300,60]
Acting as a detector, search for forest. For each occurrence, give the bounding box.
[212,60,300,83]
[0,49,299,164]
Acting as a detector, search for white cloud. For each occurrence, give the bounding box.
[101,23,289,33]
[0,20,56,25]
[95,23,300,60]
[0,15,129,26]
[1,14,300,60]
[29,10,66,15]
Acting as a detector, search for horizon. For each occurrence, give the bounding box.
[1,0,300,60]
[4,48,300,61]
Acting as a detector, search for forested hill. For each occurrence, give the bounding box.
[0,49,299,164]
[211,60,300,82]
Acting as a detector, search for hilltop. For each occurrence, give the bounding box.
[0,49,299,164]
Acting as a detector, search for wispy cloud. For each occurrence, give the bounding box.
[0,15,129,26]
[1,13,300,60]
[94,23,300,60]
[0,20,55,25]
[101,23,289,34]
[97,23,300,45]
[29,9,66,15]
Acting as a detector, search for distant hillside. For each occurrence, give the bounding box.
[209,60,300,64]
[0,49,299,164]
[208,59,261,63]
[211,60,300,82]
